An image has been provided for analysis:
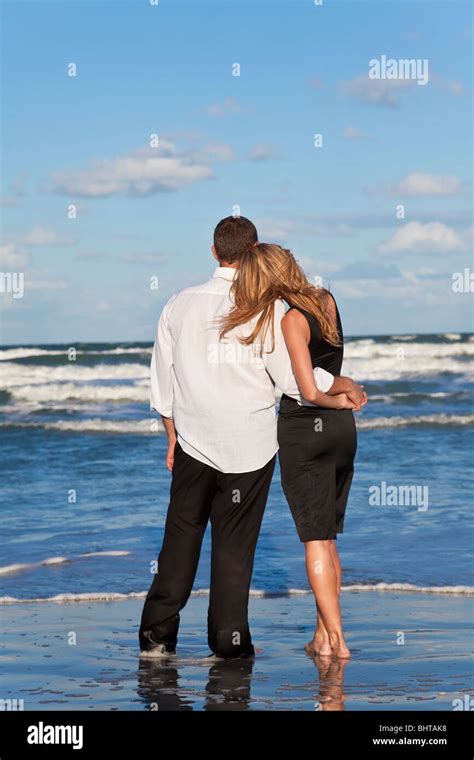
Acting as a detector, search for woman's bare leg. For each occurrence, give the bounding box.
[329,539,342,594]
[305,539,350,658]
[312,601,331,656]
[312,539,343,655]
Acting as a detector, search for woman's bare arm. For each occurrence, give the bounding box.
[281,310,354,409]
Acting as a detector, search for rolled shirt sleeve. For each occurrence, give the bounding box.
[150,295,176,417]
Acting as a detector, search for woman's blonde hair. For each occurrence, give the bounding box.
[219,243,341,350]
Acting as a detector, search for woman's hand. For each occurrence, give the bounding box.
[351,390,368,412]
[334,393,357,410]
[166,438,177,471]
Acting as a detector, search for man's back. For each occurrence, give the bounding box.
[152,267,279,472]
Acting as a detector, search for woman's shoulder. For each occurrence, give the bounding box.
[321,289,338,317]
[282,306,308,322]
[281,306,311,335]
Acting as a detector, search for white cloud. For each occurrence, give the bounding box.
[120,252,167,265]
[23,226,76,247]
[393,172,461,197]
[342,125,372,140]
[51,140,218,197]
[202,97,242,117]
[198,143,236,162]
[377,221,464,255]
[0,244,29,269]
[462,224,474,247]
[1,173,27,207]
[431,74,468,96]
[256,216,359,242]
[249,143,279,161]
[255,218,297,240]
[75,249,107,260]
[307,76,323,90]
[339,75,413,108]
[26,278,69,290]
[335,272,450,306]
[297,256,342,275]
[439,79,466,95]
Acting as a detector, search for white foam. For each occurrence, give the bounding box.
[343,345,474,382]
[342,582,474,595]
[0,551,130,576]
[2,414,469,434]
[2,340,473,394]
[356,414,474,429]
[368,391,459,402]
[0,418,164,434]
[7,383,150,403]
[345,339,474,359]
[0,583,472,603]
[2,362,149,386]
[0,348,66,361]
[79,551,130,557]
[341,340,474,382]
[0,563,32,576]
[0,347,151,361]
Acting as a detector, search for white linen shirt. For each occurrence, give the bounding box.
[150,266,334,473]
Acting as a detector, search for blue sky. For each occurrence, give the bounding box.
[1,0,472,343]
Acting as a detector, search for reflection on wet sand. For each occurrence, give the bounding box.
[137,658,193,711]
[136,653,348,710]
[136,656,254,711]
[307,652,349,711]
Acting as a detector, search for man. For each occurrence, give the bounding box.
[139,216,364,659]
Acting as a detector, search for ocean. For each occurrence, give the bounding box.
[1,333,473,604]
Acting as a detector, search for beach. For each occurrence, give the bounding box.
[1,591,472,711]
[1,334,473,713]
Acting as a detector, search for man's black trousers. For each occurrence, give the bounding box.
[139,441,276,658]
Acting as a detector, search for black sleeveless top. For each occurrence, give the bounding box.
[280,296,344,406]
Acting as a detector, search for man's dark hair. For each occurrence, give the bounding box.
[213,216,258,264]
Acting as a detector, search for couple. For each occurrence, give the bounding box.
[139,215,367,662]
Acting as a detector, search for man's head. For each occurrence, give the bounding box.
[212,215,258,265]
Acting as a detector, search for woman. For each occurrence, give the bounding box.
[220,243,364,659]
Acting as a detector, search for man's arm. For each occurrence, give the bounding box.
[150,295,178,469]
[161,415,177,472]
[262,300,335,396]
[327,376,366,407]
[150,295,176,417]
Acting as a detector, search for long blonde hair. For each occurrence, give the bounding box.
[219,243,341,350]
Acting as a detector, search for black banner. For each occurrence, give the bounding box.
[0,710,472,758]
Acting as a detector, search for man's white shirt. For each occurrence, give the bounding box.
[150,266,334,473]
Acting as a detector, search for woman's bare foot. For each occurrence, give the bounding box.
[328,631,351,659]
[306,633,332,657]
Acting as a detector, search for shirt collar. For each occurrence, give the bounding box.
[213,266,238,281]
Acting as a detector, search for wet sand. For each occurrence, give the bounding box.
[0,591,472,710]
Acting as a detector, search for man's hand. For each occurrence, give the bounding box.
[166,438,177,471]
[161,415,177,471]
